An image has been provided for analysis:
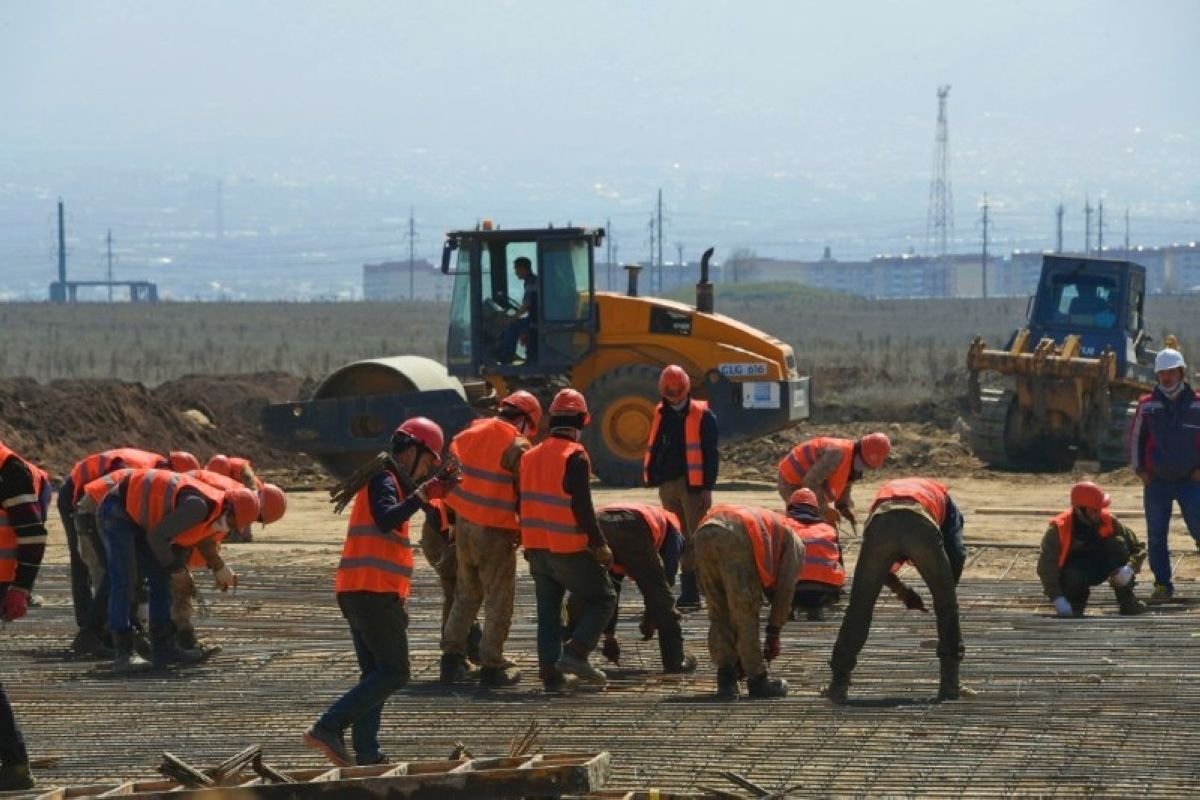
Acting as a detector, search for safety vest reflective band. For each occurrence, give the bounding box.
[643,399,709,488]
[446,417,521,529]
[68,448,164,503]
[335,478,414,598]
[599,502,678,577]
[778,437,854,498]
[871,477,949,525]
[520,437,588,553]
[0,446,49,584]
[700,504,793,591]
[1052,509,1115,569]
[185,470,244,569]
[784,517,845,588]
[82,469,134,506]
[122,469,225,548]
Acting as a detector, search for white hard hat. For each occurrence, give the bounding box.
[1155,348,1186,373]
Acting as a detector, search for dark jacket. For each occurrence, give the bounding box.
[645,400,719,490]
[1131,383,1200,481]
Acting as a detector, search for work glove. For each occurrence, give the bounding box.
[638,616,656,641]
[762,625,782,663]
[899,587,928,612]
[601,634,622,666]
[1,587,29,622]
[820,504,841,527]
[1109,564,1134,588]
[417,470,462,502]
[1052,596,1075,617]
[213,565,239,592]
[592,544,614,568]
[836,503,857,526]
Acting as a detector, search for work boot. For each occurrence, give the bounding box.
[0,762,34,791]
[176,625,199,650]
[747,673,789,699]
[1115,586,1148,616]
[821,672,850,705]
[112,631,154,674]
[439,652,479,685]
[151,624,205,667]
[465,623,483,664]
[715,665,740,700]
[937,659,962,702]
[539,665,578,695]
[71,627,114,659]
[557,647,608,688]
[479,665,522,688]
[806,605,826,622]
[1149,583,1174,604]
[302,723,351,767]
[664,653,698,675]
[676,571,701,611]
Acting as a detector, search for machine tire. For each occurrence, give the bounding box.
[967,388,1014,469]
[582,364,662,487]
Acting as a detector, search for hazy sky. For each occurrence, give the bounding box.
[0,0,1196,293]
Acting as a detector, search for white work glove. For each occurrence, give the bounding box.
[213,565,238,592]
[1052,596,1074,617]
[1109,564,1134,588]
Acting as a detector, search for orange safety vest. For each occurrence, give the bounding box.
[185,469,245,568]
[428,498,452,535]
[334,474,414,598]
[700,504,795,590]
[599,502,678,576]
[783,517,845,589]
[1051,509,1115,569]
[0,444,49,584]
[82,469,135,506]
[520,437,589,553]
[445,417,521,529]
[68,448,164,503]
[122,469,226,548]
[871,477,949,525]
[643,399,709,488]
[778,437,855,498]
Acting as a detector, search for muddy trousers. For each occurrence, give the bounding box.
[418,520,458,629]
[56,480,94,630]
[657,477,711,573]
[526,549,616,666]
[0,682,26,767]
[74,511,110,634]
[830,509,963,678]
[694,522,769,681]
[440,522,518,668]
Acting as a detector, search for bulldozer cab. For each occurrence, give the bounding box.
[441,225,601,378]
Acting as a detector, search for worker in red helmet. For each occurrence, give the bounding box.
[520,389,616,693]
[304,417,461,768]
[204,454,264,542]
[643,364,719,611]
[784,489,847,622]
[96,468,258,673]
[0,441,51,792]
[777,433,891,530]
[1037,481,1147,618]
[439,390,541,688]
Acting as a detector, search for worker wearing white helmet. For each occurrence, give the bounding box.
[1130,346,1200,602]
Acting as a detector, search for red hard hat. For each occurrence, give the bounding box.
[225,488,260,531]
[395,417,445,459]
[659,364,691,403]
[169,451,201,473]
[1070,481,1110,511]
[205,454,231,475]
[788,488,820,508]
[859,433,891,469]
[258,483,287,525]
[549,388,590,424]
[499,390,543,430]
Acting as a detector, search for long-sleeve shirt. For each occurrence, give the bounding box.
[146,490,213,568]
[1,455,48,591]
[563,449,605,548]
[368,470,425,534]
[1131,383,1200,480]
[767,522,803,630]
[645,400,719,489]
[1037,514,1146,598]
[803,446,860,507]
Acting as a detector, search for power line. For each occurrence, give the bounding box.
[926,85,954,257]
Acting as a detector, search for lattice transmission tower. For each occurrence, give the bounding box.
[926,84,954,256]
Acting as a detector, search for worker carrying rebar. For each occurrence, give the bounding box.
[204,454,285,542]
[783,489,847,621]
[304,418,460,768]
[418,499,483,664]
[58,448,199,658]
[776,433,891,528]
[0,441,51,792]
[521,389,616,693]
[439,390,541,688]
[824,477,966,704]
[693,504,801,699]
[1130,346,1200,603]
[1037,481,1148,617]
[643,364,719,611]
[567,502,697,674]
[96,468,259,674]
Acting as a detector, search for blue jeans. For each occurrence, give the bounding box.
[1143,479,1200,589]
[0,681,26,767]
[526,549,616,666]
[317,592,409,765]
[99,495,171,634]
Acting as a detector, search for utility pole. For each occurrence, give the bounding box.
[1055,203,1064,253]
[1124,208,1131,252]
[1097,199,1105,254]
[926,85,954,257]
[647,215,656,284]
[656,188,664,293]
[980,194,990,299]
[405,207,418,300]
[106,228,114,303]
[57,199,67,287]
[1084,198,1093,256]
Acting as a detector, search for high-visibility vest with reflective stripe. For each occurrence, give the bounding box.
[335,475,414,598]
[784,517,845,589]
[520,437,588,553]
[0,445,49,583]
[700,504,795,591]
[122,469,226,548]
[599,502,679,577]
[445,417,521,529]
[428,498,452,535]
[82,469,134,506]
[68,448,164,503]
[184,470,243,568]
[643,400,709,488]
[871,477,949,525]
[1052,509,1115,569]
[778,437,854,498]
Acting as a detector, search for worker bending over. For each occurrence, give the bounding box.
[783,489,847,621]
[777,433,890,528]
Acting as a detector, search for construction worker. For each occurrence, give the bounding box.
[1130,346,1200,602]
[57,448,198,656]
[783,489,847,621]
[824,477,966,705]
[776,433,891,527]
[693,504,800,699]
[572,502,697,674]
[418,500,482,662]
[497,256,538,363]
[439,390,541,687]
[204,454,279,542]
[521,389,616,693]
[97,468,260,673]
[1038,481,1148,617]
[0,442,51,792]
[304,418,459,768]
[644,364,719,610]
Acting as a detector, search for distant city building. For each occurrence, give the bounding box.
[362,259,443,301]
[1162,243,1200,292]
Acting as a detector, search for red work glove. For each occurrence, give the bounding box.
[601,634,621,666]
[762,624,782,662]
[418,471,462,501]
[1,587,29,622]
[900,587,928,612]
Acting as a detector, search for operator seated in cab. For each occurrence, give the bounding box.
[1064,280,1116,328]
[496,257,537,364]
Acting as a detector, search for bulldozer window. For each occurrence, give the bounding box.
[1053,276,1117,329]
[540,239,590,322]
